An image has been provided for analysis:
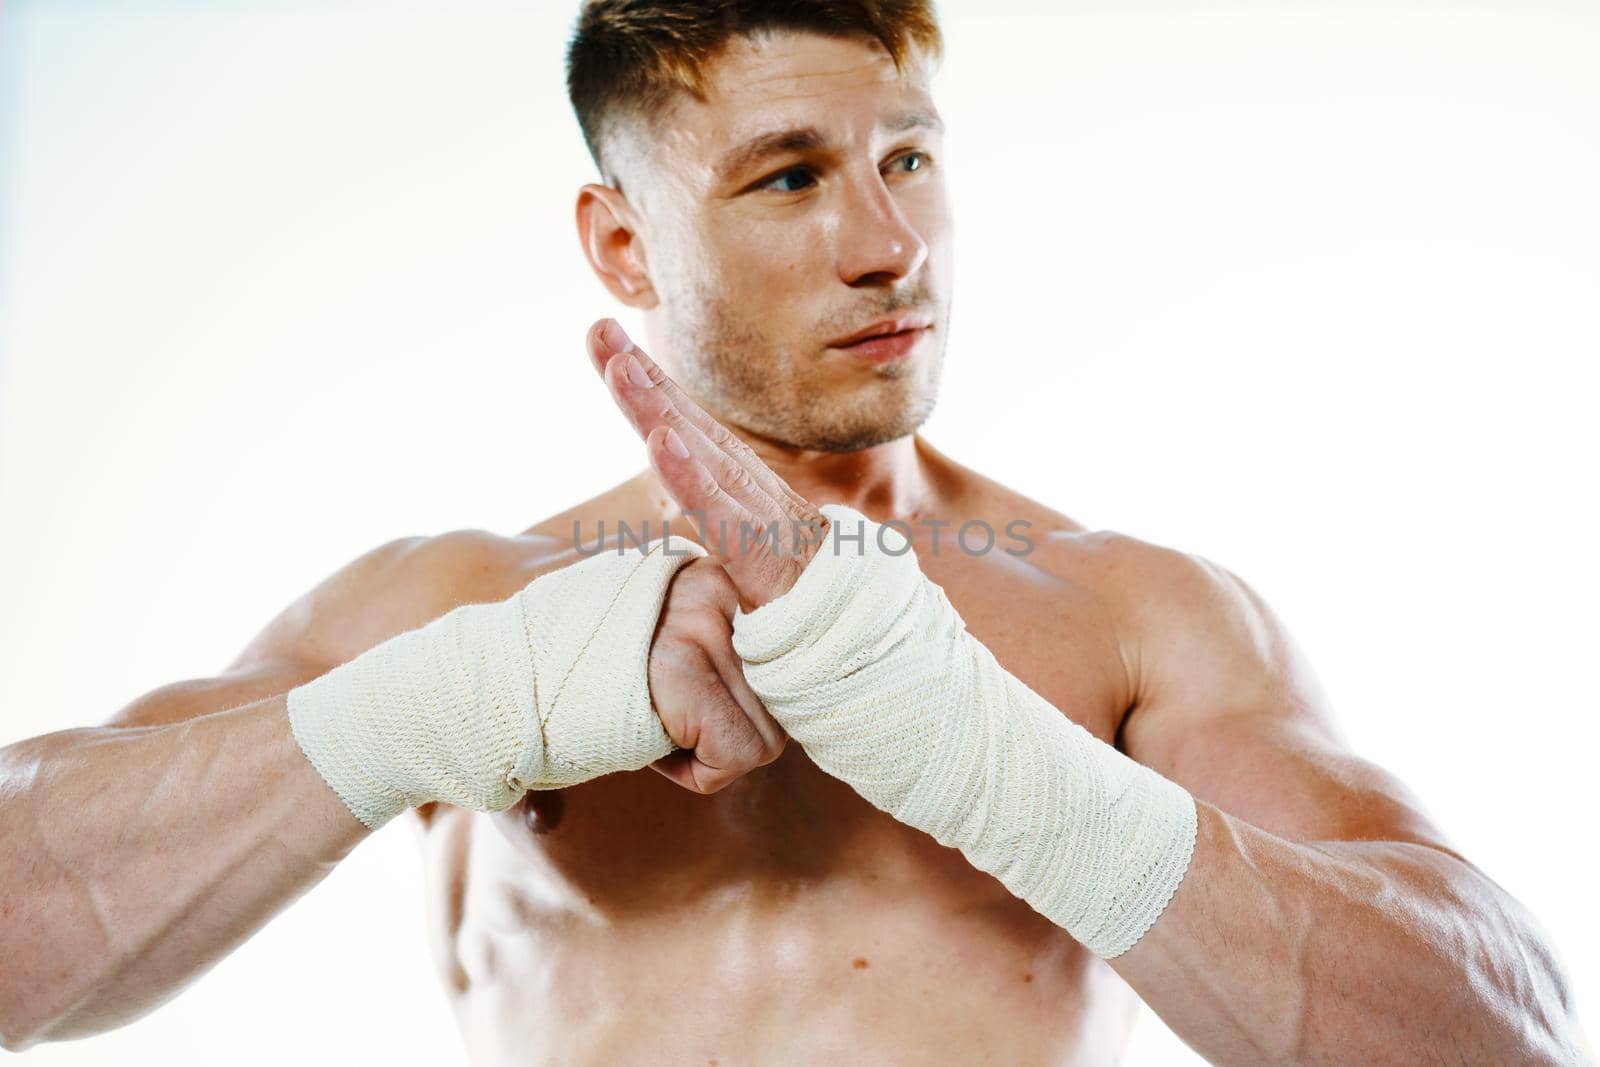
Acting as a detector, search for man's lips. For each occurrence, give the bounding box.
[828,314,933,348]
[831,325,929,363]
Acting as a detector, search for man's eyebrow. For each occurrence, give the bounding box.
[712,110,945,185]
[885,108,944,135]
[713,127,829,185]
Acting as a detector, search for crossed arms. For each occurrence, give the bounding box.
[0,319,1584,1061]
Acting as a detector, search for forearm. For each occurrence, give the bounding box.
[732,505,1196,956]
[730,504,1586,1064]
[1116,805,1585,1065]
[0,694,367,1049]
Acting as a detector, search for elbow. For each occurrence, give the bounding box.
[0,963,148,1052]
[0,991,53,1053]
[1521,941,1591,1067]
[0,931,45,1052]
[0,940,109,1053]
[1397,848,1584,1064]
[0,1006,46,1054]
[1512,987,1591,1067]
[1473,910,1589,1066]
[0,997,107,1053]
[1396,852,1587,1065]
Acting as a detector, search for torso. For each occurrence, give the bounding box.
[399,449,1148,1065]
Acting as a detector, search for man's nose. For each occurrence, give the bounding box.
[834,167,929,287]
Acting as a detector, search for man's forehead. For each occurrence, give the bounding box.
[707,31,923,105]
[660,31,936,159]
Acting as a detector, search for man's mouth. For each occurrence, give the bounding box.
[831,326,929,363]
[827,314,933,363]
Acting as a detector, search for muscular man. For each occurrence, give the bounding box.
[0,2,1589,1063]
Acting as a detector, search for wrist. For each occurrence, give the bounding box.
[731,504,1197,958]
[288,534,706,830]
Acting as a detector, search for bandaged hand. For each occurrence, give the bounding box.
[287,535,706,830]
[732,505,1198,959]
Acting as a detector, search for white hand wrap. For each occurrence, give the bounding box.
[287,535,706,830]
[731,504,1197,958]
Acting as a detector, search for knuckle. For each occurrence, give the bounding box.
[652,639,707,680]
[763,732,788,763]
[694,466,722,499]
[682,568,738,616]
[714,426,757,472]
[688,575,740,620]
[754,553,801,591]
[730,722,766,767]
[678,615,728,654]
[674,556,717,593]
[723,463,756,495]
[695,556,738,594]
[730,438,767,472]
[705,420,737,448]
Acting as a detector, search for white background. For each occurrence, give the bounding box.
[1,1,1595,1062]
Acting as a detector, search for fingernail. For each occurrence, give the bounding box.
[601,319,634,354]
[624,353,654,389]
[664,427,689,459]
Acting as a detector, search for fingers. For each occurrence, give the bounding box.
[645,426,805,607]
[641,423,757,549]
[649,673,783,795]
[646,748,708,793]
[646,579,786,794]
[595,321,819,606]
[589,318,824,529]
[598,333,776,523]
[701,629,787,757]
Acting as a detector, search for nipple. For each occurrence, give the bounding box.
[522,788,566,834]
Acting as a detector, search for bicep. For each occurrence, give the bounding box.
[1134,698,1460,857]
[1113,541,1462,858]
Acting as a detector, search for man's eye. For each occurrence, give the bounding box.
[759,167,816,194]
[891,150,931,174]
[755,153,929,194]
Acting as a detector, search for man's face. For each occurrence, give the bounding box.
[617,31,952,453]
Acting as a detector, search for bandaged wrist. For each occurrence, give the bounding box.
[287,535,706,830]
[731,504,1196,958]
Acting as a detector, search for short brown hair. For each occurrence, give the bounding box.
[565,0,944,183]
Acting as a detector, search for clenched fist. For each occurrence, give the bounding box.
[646,554,787,793]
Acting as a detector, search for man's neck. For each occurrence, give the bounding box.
[727,429,942,523]
[627,428,946,530]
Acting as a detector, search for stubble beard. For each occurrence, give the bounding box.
[660,289,947,454]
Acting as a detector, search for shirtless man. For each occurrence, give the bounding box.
[0,2,1588,1063]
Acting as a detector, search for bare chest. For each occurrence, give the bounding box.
[418,518,1141,1062]
[474,538,1129,916]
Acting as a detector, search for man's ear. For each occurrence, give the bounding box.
[575,182,658,309]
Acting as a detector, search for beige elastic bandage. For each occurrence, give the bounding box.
[731,504,1197,958]
[287,534,706,830]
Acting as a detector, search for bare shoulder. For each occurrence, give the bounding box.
[921,441,1153,590]
[227,527,573,675]
[1025,518,1329,739]
[268,470,662,671]
[997,510,1455,850]
[98,526,572,737]
[519,470,674,547]
[930,445,1344,743]
[1039,525,1268,638]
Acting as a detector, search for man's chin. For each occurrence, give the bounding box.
[789,403,937,454]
